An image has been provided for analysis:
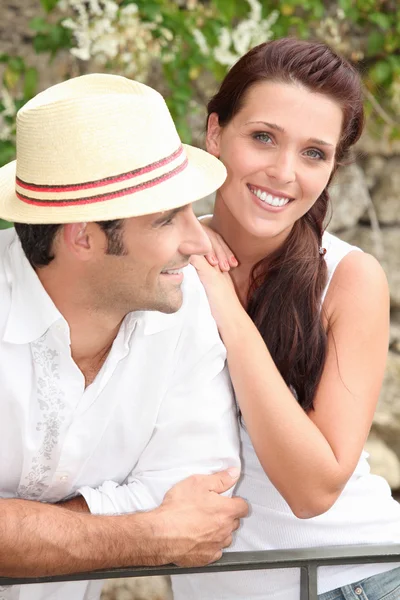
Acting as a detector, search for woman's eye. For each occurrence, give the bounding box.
[304,148,326,160]
[253,132,272,144]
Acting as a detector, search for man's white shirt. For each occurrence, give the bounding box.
[0,228,240,600]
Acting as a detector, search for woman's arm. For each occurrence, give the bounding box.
[192,251,390,518]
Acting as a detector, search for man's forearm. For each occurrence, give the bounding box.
[0,498,162,578]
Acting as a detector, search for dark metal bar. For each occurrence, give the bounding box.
[1,544,400,587]
[300,565,318,600]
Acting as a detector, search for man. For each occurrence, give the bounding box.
[0,74,246,600]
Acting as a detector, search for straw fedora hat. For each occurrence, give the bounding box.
[0,74,226,224]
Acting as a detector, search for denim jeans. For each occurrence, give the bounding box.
[318,567,400,600]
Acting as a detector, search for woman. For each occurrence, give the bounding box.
[172,39,400,600]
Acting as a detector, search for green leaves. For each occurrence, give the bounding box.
[0,220,13,230]
[370,60,393,86]
[369,13,392,30]
[367,31,385,56]
[40,0,60,13]
[0,54,38,101]
[0,142,16,168]
[0,54,40,167]
[23,68,38,99]
[30,18,73,56]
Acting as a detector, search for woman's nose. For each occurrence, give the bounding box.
[265,151,296,184]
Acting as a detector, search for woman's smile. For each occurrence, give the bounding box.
[247,184,294,212]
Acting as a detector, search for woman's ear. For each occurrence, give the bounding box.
[206,112,222,158]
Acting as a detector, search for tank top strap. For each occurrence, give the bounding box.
[321,231,362,304]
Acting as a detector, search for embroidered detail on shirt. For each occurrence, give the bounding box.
[17,333,66,500]
[0,585,11,600]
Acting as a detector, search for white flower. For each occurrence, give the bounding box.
[120,3,138,17]
[61,17,78,31]
[0,121,12,142]
[1,88,17,118]
[160,27,174,42]
[92,36,120,60]
[88,0,103,17]
[70,46,91,61]
[232,20,254,56]
[337,7,345,20]
[57,0,68,11]
[120,52,132,63]
[247,0,262,22]
[193,28,209,56]
[103,0,118,20]
[213,1,279,68]
[213,27,238,66]
[265,9,279,28]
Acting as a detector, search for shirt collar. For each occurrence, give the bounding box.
[3,234,63,345]
[140,310,180,335]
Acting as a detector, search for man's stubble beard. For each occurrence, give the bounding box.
[96,279,183,317]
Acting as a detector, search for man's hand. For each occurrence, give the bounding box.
[0,470,246,577]
[153,468,248,567]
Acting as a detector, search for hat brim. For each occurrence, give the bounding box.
[0,144,226,224]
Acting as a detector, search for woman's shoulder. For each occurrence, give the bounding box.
[331,249,387,293]
[322,233,388,316]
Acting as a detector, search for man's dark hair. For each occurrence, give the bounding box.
[13,220,125,269]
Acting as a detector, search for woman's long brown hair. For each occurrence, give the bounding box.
[207,39,365,411]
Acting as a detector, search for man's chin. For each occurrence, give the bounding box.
[159,298,183,314]
[154,289,183,314]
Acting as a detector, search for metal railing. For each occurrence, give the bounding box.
[1,544,400,600]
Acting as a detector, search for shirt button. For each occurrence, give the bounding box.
[354,587,363,595]
[59,475,69,481]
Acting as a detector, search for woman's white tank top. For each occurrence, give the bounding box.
[172,231,400,599]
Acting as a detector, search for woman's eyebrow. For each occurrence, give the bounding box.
[245,120,284,132]
[307,137,334,147]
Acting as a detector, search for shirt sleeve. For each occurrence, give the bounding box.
[78,269,240,515]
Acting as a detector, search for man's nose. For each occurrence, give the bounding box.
[180,207,212,257]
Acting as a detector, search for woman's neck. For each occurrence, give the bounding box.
[210,194,292,269]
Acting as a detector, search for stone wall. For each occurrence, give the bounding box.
[101,577,173,600]
[342,139,400,490]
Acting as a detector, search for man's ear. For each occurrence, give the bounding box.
[63,222,93,260]
[206,112,222,158]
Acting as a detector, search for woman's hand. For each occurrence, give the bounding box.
[200,222,238,272]
[190,255,244,337]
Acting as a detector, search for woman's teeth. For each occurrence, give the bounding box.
[250,186,290,207]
